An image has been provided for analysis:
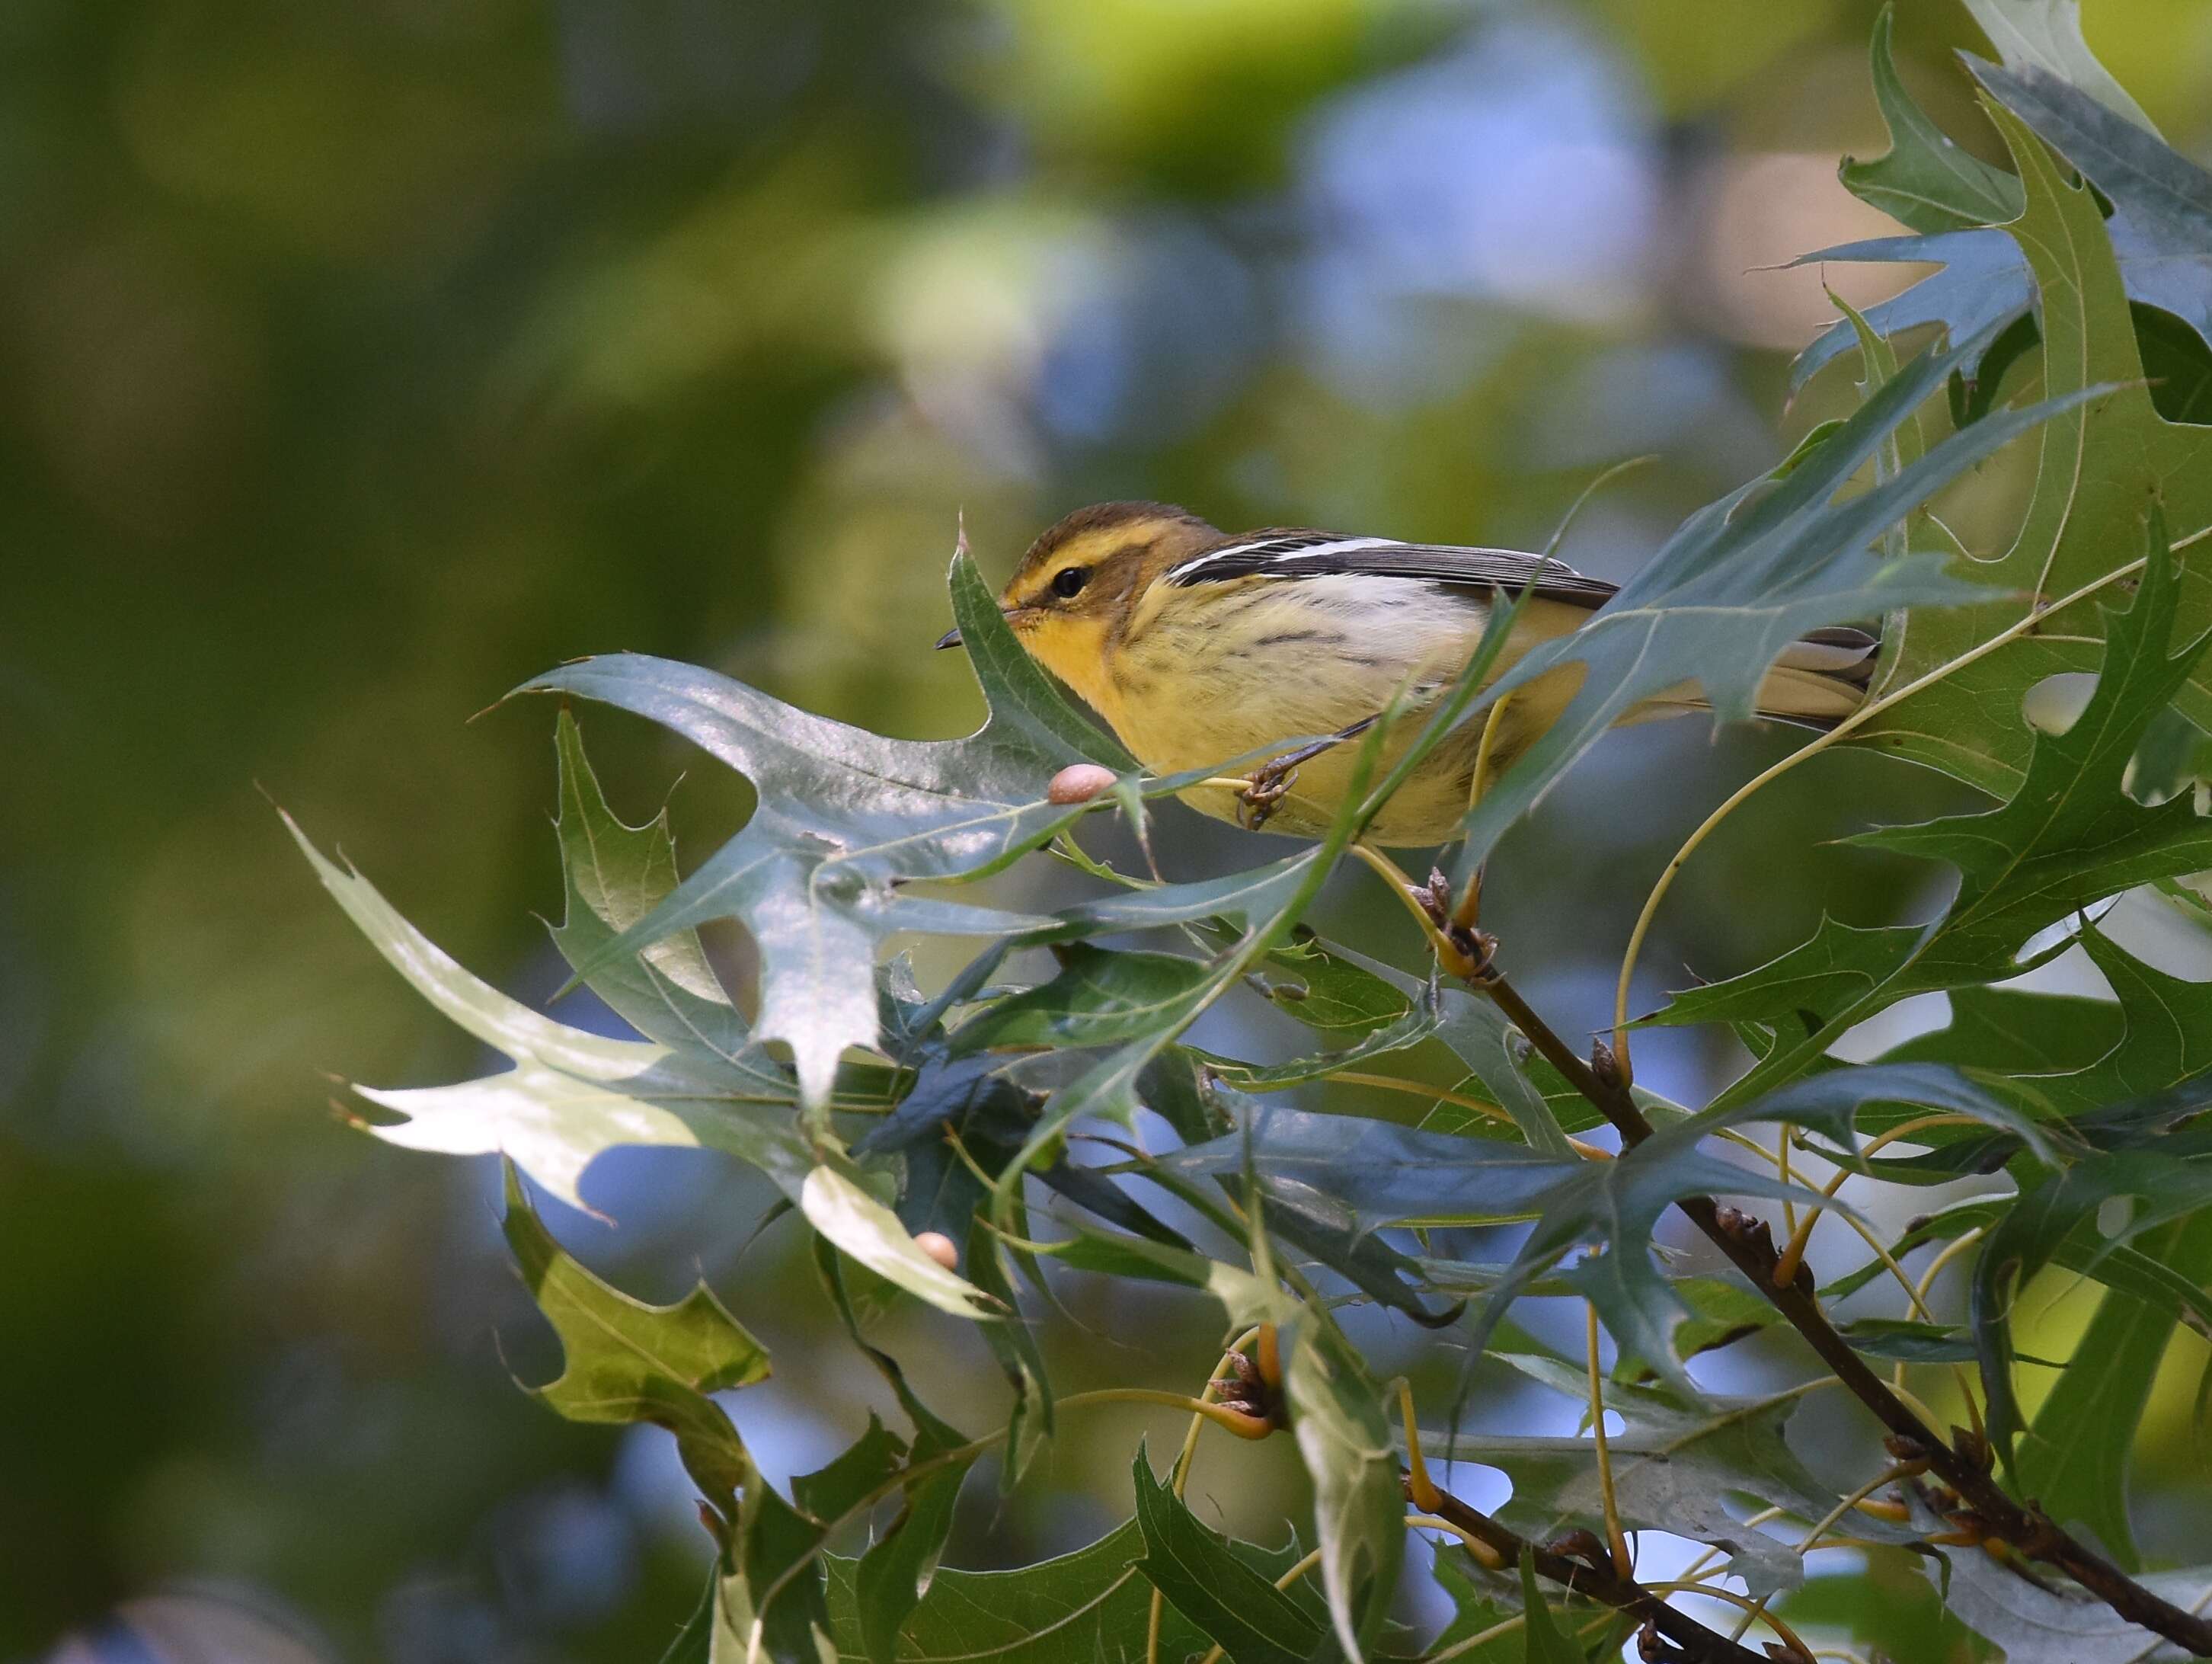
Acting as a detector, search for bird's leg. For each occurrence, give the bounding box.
[1238,715,1380,830]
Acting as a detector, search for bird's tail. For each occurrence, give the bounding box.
[1622,625,1879,731]
[1756,625,1878,729]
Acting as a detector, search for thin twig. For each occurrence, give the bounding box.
[1411,1474,1775,1662]
[1469,961,2212,1657]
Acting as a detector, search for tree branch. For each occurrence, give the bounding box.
[1475,966,2212,1659]
[1408,1473,1777,1663]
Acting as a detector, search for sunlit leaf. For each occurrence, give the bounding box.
[289,811,825,1211]
[524,549,1188,1106]
[1960,0,2158,133]
[1805,86,2212,805]
[500,1162,769,1506]
[551,707,756,1067]
[1972,1120,2212,1474]
[2015,1215,2212,1566]
[800,1166,996,1320]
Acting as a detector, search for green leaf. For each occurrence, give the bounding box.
[1972,1125,2212,1473]
[988,723,1389,1219]
[1796,49,2201,403]
[1912,1486,2212,1664]
[1170,1064,2033,1388]
[1832,1316,2042,1364]
[551,707,755,1067]
[789,1416,908,1525]
[524,548,1188,1106]
[2015,1212,2212,1566]
[1243,926,1420,1039]
[1155,1106,1583,1232]
[950,945,1215,1057]
[1032,1227,1403,1659]
[1961,0,2159,133]
[1856,525,2212,969]
[1670,519,2212,1115]
[660,1569,716,1664]
[1878,923,2212,1115]
[1424,1554,1523,1663]
[1625,1275,1784,1378]
[1809,87,2212,790]
[1449,325,2091,883]
[800,1165,996,1320]
[1275,941,1587,1151]
[1130,1446,1325,1664]
[1841,6,2024,234]
[289,811,825,1212]
[823,1520,1212,1663]
[1974,56,2208,346]
[1454,1356,1918,1602]
[500,1160,768,1512]
[1516,1551,1579,1664]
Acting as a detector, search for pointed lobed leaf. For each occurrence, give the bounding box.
[288,811,822,1211]
[1516,1550,1581,1664]
[525,549,1183,1106]
[1130,1447,1325,1664]
[1842,7,2024,235]
[551,708,756,1066]
[1450,326,2094,883]
[1463,1357,1916,1601]
[2015,1214,2212,1567]
[799,1166,996,1320]
[1961,0,2159,133]
[1667,525,2212,1115]
[1972,1123,2212,1474]
[500,1164,767,1507]
[823,1520,1217,1663]
[1805,84,2212,793]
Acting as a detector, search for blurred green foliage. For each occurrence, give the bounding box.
[8,1,2212,1660]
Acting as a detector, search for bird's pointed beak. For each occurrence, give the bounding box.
[940,604,1032,649]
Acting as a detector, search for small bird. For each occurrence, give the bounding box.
[939,501,1875,846]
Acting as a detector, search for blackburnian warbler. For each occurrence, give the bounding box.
[938,501,1874,846]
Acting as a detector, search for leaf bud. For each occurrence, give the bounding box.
[1048,764,1117,805]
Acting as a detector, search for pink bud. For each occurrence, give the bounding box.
[1048,764,1117,805]
[914,1231,961,1270]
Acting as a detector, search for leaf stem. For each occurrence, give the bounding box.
[1638,1581,1815,1662]
[1769,1113,1983,1288]
[1586,1302,1635,1579]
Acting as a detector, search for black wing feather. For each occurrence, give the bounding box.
[1166,533,1620,610]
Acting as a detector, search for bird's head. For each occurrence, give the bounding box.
[938,501,1217,710]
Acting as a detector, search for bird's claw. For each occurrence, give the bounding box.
[1237,764,1299,830]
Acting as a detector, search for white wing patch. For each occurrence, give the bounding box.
[1166,534,1400,581]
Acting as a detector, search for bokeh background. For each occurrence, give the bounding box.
[11,1,2212,1659]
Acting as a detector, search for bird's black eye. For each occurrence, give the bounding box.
[1050,565,1091,599]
